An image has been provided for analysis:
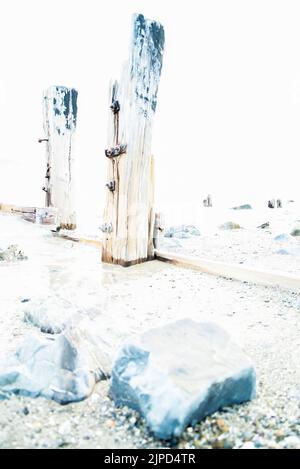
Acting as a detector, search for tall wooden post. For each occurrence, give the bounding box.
[42,86,78,230]
[102,14,165,266]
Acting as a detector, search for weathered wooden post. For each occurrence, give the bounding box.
[101,14,165,266]
[41,86,78,229]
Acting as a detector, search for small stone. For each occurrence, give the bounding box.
[282,436,300,448]
[240,441,255,449]
[291,228,300,237]
[275,429,285,439]
[275,249,290,255]
[194,439,203,448]
[22,406,30,416]
[216,418,229,433]
[211,438,225,449]
[257,222,269,229]
[110,319,256,439]
[243,431,253,440]
[219,222,242,230]
[57,439,69,448]
[58,421,71,435]
[106,420,116,429]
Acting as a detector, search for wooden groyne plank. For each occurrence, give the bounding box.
[155,249,300,293]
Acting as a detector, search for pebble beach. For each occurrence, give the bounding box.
[1,210,300,449]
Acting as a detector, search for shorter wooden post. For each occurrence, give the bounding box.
[41,86,78,229]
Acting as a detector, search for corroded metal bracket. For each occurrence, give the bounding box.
[100,223,113,233]
[105,144,127,158]
[38,138,49,143]
[106,181,116,192]
[45,163,51,179]
[110,100,120,114]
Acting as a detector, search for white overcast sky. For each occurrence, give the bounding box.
[0,0,300,219]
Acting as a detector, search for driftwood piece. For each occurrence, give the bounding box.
[101,14,165,266]
[42,86,78,230]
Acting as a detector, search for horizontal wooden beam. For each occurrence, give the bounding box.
[0,204,36,214]
[52,232,102,248]
[155,249,300,293]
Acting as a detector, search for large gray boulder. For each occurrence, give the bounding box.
[0,327,112,404]
[110,319,256,439]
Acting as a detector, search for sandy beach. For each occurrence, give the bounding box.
[159,202,300,276]
[1,211,300,448]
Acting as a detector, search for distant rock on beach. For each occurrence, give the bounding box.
[164,225,200,239]
[219,222,242,230]
[275,249,291,255]
[290,227,300,237]
[257,222,270,229]
[231,204,252,210]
